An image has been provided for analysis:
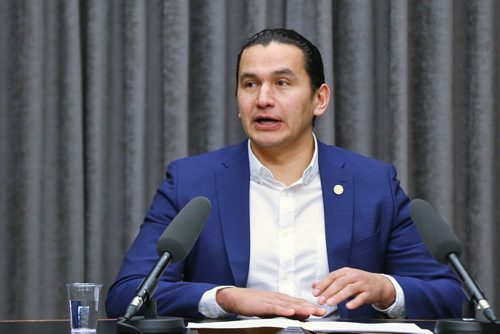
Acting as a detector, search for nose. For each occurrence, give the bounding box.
[255,84,274,108]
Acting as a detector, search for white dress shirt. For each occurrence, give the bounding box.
[245,135,336,318]
[198,134,405,319]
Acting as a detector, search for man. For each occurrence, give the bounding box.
[106,29,465,320]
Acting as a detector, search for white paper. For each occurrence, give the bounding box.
[188,318,300,329]
[303,320,427,333]
[187,318,429,333]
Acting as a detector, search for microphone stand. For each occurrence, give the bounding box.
[116,197,211,334]
[116,298,185,334]
[434,255,500,334]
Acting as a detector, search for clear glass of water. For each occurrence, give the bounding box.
[66,283,102,333]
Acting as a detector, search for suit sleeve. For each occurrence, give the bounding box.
[105,161,219,319]
[385,165,466,319]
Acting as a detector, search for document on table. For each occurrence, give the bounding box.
[187,318,431,333]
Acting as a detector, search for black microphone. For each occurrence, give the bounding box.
[123,196,211,321]
[410,199,500,333]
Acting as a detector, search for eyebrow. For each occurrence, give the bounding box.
[239,68,297,82]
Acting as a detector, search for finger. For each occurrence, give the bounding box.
[345,291,370,310]
[285,297,327,314]
[269,303,319,319]
[270,304,297,317]
[313,267,351,296]
[288,310,326,321]
[316,274,356,305]
[266,295,316,315]
[310,307,328,317]
[288,305,328,320]
[324,280,362,306]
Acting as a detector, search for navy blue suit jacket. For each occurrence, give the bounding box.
[106,140,465,319]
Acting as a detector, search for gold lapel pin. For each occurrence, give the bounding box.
[333,184,344,195]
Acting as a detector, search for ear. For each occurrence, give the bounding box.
[313,83,331,117]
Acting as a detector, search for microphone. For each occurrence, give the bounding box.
[410,199,500,333]
[119,196,211,333]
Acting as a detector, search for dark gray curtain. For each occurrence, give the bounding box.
[0,0,498,320]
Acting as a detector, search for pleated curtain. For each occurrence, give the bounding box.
[0,0,498,320]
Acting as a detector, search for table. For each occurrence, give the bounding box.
[0,318,436,334]
[0,319,284,334]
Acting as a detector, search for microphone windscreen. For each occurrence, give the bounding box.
[410,198,462,264]
[156,196,211,262]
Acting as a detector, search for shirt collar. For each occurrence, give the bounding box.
[248,133,319,186]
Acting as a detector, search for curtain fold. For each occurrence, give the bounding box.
[161,0,190,161]
[457,0,497,299]
[333,1,376,156]
[387,0,410,188]
[409,0,455,215]
[0,0,498,320]
[83,0,109,285]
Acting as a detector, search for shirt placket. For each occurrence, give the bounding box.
[278,188,295,295]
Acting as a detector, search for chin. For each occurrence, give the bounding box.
[250,138,285,150]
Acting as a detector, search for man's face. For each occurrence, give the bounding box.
[237,42,326,154]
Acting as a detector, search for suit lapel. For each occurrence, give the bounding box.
[318,142,354,272]
[215,142,251,287]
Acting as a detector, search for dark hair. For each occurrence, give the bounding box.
[235,28,326,94]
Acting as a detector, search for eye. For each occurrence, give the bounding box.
[242,80,257,88]
[276,79,289,87]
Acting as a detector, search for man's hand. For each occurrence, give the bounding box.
[216,287,327,320]
[312,267,396,310]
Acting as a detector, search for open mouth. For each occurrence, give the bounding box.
[255,116,280,125]
[257,118,278,125]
